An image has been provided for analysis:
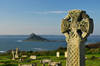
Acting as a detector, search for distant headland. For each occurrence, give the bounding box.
[24,33,65,42]
[24,33,49,42]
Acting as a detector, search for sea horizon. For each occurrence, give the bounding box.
[0,35,100,52]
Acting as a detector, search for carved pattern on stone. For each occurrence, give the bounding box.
[61,10,93,40]
[61,10,94,66]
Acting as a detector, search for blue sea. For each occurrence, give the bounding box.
[0,35,100,52]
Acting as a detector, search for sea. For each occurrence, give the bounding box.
[0,35,100,52]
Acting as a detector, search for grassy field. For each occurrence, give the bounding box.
[0,54,100,66]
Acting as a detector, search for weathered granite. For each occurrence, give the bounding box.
[48,62,62,66]
[56,51,60,58]
[18,64,37,66]
[12,50,15,60]
[61,9,94,66]
[30,55,37,60]
[40,59,51,64]
[65,51,67,58]
[15,48,19,58]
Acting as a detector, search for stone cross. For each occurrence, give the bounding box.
[15,48,19,58]
[61,10,94,66]
[56,51,60,58]
[12,50,15,60]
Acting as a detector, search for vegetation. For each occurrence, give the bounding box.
[0,46,100,66]
[0,54,100,66]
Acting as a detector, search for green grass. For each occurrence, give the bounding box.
[86,54,100,58]
[86,59,100,66]
[85,54,100,66]
[0,54,100,66]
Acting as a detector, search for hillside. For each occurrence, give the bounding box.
[24,33,49,41]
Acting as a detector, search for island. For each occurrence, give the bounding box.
[24,33,49,42]
[24,33,65,42]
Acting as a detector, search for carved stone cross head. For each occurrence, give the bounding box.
[61,10,93,41]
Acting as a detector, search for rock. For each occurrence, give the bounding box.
[65,51,67,58]
[21,55,27,58]
[40,59,51,64]
[12,50,15,60]
[56,51,60,58]
[30,55,36,60]
[24,33,49,41]
[24,33,65,42]
[18,64,35,66]
[49,62,62,66]
[15,48,19,58]
[61,10,94,66]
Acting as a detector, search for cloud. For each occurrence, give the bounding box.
[31,11,67,14]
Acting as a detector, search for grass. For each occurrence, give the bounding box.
[0,54,100,66]
[86,59,100,66]
[85,54,100,66]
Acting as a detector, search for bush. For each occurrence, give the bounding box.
[86,48,100,54]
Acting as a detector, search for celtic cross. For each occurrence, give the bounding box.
[61,10,94,66]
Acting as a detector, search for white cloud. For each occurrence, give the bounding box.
[31,11,67,14]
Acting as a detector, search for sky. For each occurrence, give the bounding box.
[0,0,100,35]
